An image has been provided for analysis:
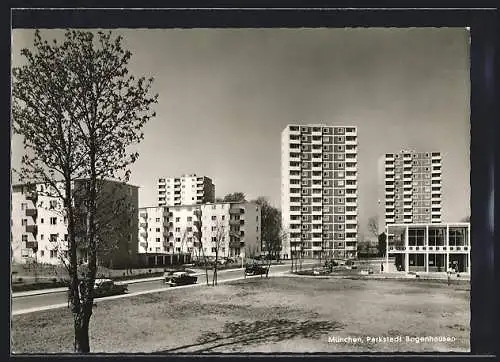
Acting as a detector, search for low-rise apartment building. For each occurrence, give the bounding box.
[11,180,139,268]
[138,201,261,266]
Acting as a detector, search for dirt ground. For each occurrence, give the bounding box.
[11,276,470,354]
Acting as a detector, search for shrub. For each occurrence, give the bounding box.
[12,271,18,275]
[17,277,24,283]
[51,278,57,283]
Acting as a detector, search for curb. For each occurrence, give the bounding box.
[11,268,247,298]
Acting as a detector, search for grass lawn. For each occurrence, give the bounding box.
[11,276,470,353]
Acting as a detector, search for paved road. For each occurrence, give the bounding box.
[12,263,313,314]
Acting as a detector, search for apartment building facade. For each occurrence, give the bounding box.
[11,180,139,268]
[385,222,470,274]
[157,174,215,207]
[138,201,261,266]
[281,124,358,260]
[381,150,442,228]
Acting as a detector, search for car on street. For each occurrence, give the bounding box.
[245,264,268,276]
[93,279,128,298]
[164,271,198,287]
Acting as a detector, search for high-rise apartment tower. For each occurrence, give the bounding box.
[157,174,215,206]
[281,124,358,260]
[381,150,442,227]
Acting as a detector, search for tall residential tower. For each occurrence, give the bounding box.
[382,150,442,226]
[281,124,358,260]
[157,174,215,207]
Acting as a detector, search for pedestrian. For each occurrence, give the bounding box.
[381,263,384,273]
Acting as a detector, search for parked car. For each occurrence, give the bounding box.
[93,279,128,298]
[245,264,268,276]
[165,271,198,287]
[346,260,357,269]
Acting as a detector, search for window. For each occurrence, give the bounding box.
[50,250,57,258]
[175,217,180,222]
[50,217,57,225]
[187,216,192,222]
[64,234,68,241]
[212,237,217,242]
[156,238,160,242]
[175,227,181,232]
[50,234,58,242]
[40,234,44,240]
[175,237,181,242]
[156,228,160,232]
[221,215,225,220]
[40,250,45,257]
[211,216,217,220]
[49,200,58,209]
[21,219,27,226]
[22,235,28,242]
[21,203,27,210]
[156,218,160,222]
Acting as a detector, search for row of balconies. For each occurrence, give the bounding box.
[388,245,469,252]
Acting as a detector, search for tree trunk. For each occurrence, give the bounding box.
[266,248,271,278]
[73,306,92,353]
[213,249,218,286]
[200,246,209,286]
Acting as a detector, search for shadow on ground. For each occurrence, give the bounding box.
[159,318,344,353]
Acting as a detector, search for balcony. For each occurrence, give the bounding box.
[26,191,38,203]
[229,219,241,226]
[140,230,148,237]
[139,222,147,228]
[229,239,243,248]
[345,138,357,146]
[229,208,242,215]
[25,241,38,249]
[26,208,37,217]
[26,224,38,234]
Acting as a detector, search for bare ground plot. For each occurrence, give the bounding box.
[11,277,470,353]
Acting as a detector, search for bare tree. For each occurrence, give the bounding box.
[367,216,379,240]
[210,217,227,286]
[194,208,210,286]
[252,197,282,278]
[12,29,157,353]
[222,192,246,203]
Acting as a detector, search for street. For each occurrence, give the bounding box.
[12,262,315,314]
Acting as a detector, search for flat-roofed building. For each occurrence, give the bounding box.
[138,201,261,266]
[281,124,358,260]
[157,174,215,206]
[385,222,470,274]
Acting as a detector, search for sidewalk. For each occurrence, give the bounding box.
[12,268,247,298]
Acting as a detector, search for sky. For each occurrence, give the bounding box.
[11,27,471,239]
